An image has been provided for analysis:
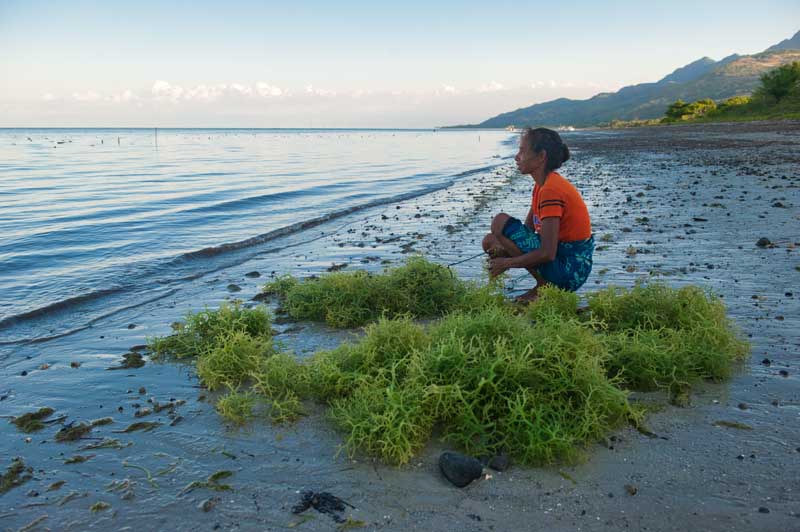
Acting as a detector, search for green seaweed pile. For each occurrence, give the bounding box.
[149,257,748,466]
[262,256,502,327]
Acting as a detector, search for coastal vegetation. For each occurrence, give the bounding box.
[661,62,800,123]
[148,257,749,466]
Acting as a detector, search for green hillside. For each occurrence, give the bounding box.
[456,31,800,128]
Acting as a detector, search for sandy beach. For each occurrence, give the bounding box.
[1,121,799,532]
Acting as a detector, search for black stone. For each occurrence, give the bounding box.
[488,454,511,472]
[755,237,771,248]
[227,284,242,292]
[244,271,261,278]
[758,507,770,514]
[439,451,483,488]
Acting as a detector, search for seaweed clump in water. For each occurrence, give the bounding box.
[1,457,32,494]
[148,302,275,392]
[147,301,287,423]
[11,407,55,433]
[149,260,748,466]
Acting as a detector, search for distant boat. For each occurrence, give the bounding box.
[556,126,576,132]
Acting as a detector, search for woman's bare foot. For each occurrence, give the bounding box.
[513,286,540,303]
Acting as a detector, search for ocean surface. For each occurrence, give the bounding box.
[0,128,513,342]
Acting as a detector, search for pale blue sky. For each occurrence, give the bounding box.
[1,0,798,127]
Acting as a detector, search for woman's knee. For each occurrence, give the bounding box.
[490,213,511,236]
[482,233,495,252]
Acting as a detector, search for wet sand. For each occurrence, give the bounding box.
[1,121,799,531]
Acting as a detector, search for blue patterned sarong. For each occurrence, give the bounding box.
[502,217,594,292]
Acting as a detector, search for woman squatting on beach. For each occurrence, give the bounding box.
[484,127,594,301]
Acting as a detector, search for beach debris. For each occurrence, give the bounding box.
[558,470,577,485]
[70,361,81,368]
[17,515,48,532]
[624,484,638,496]
[756,237,773,248]
[169,416,184,426]
[46,480,65,492]
[180,470,234,495]
[336,517,367,530]
[1,457,32,494]
[106,479,136,501]
[153,399,185,413]
[55,422,93,442]
[326,262,348,272]
[713,420,753,430]
[122,461,158,488]
[90,501,111,513]
[198,497,218,512]
[57,490,87,506]
[64,454,95,464]
[758,506,770,514]
[114,421,162,433]
[292,490,354,523]
[11,407,55,433]
[106,351,145,370]
[439,452,483,488]
[287,514,316,528]
[80,438,128,451]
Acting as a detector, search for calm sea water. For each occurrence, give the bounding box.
[0,128,512,333]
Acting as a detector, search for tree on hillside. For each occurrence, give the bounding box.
[757,62,800,102]
[665,100,689,120]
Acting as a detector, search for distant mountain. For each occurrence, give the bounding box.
[765,30,800,52]
[457,31,800,128]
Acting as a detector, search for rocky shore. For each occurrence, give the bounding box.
[1,121,798,531]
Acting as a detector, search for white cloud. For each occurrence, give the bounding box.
[72,90,101,102]
[108,89,138,103]
[478,81,505,93]
[442,85,457,94]
[304,84,336,97]
[256,82,283,97]
[229,83,252,96]
[42,93,56,101]
[152,80,184,101]
[185,84,227,101]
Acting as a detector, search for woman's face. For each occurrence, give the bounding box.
[515,133,545,175]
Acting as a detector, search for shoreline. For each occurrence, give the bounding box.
[1,122,798,531]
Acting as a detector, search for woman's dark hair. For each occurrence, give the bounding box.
[523,127,570,173]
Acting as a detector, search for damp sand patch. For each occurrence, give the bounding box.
[148,257,748,466]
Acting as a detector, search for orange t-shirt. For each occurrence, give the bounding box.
[531,172,592,242]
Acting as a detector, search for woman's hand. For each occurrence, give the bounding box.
[489,257,512,278]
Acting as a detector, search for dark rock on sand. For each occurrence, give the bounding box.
[487,454,511,472]
[439,451,483,488]
[756,237,772,248]
[227,284,242,292]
